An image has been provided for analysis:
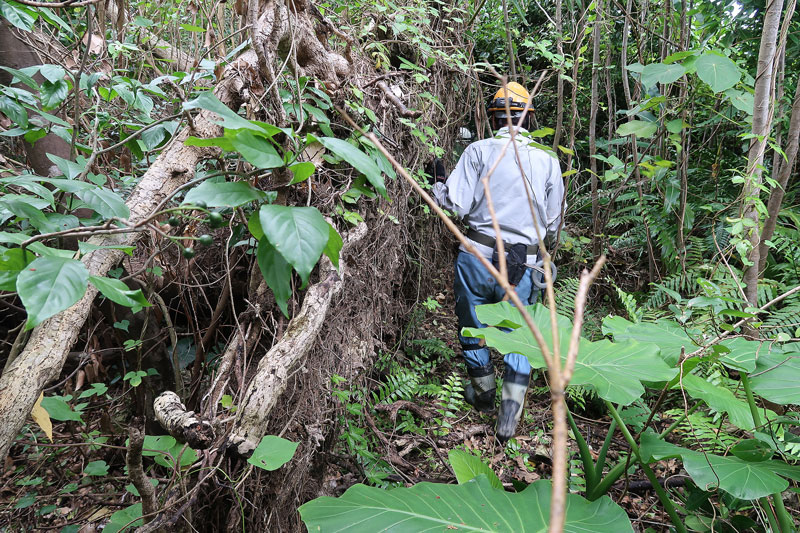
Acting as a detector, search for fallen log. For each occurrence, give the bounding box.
[0,55,254,462]
[153,391,215,449]
[227,222,368,457]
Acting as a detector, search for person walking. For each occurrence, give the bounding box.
[431,81,565,443]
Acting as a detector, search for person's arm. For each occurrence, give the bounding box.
[433,145,480,219]
[544,156,565,240]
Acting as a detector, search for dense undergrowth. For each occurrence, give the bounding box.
[1,0,800,530]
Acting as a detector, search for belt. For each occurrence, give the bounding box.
[467,229,538,255]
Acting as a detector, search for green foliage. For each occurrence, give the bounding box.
[247,435,299,471]
[640,430,800,500]
[663,407,740,454]
[16,256,89,330]
[448,449,503,489]
[182,180,268,208]
[299,477,634,532]
[466,303,677,404]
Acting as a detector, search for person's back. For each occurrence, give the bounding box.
[449,128,562,250]
[431,81,565,443]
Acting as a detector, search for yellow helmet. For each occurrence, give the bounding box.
[487,82,532,116]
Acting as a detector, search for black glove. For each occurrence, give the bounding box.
[492,243,528,286]
[425,158,446,186]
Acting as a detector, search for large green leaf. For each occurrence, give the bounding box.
[256,238,292,317]
[677,373,775,431]
[448,450,503,489]
[640,62,686,88]
[715,337,763,373]
[602,316,699,365]
[0,196,56,232]
[640,430,800,500]
[313,136,387,199]
[183,92,259,132]
[89,276,151,309]
[725,89,754,115]
[323,222,342,270]
[0,1,37,31]
[40,79,69,110]
[299,477,633,532]
[77,188,130,219]
[749,350,800,405]
[247,435,298,471]
[616,120,657,138]
[230,130,284,169]
[466,304,677,405]
[258,205,329,286]
[140,435,197,468]
[16,256,89,329]
[0,231,73,258]
[289,161,316,184]
[695,52,740,93]
[183,180,267,208]
[104,503,143,533]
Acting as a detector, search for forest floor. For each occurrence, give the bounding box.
[323,267,680,533]
[0,261,686,532]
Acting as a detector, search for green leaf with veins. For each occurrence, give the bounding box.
[89,276,151,309]
[448,450,503,489]
[640,430,800,500]
[258,204,329,286]
[17,256,89,329]
[695,51,740,93]
[76,188,130,219]
[299,477,633,532]
[183,180,267,207]
[465,303,677,405]
[749,350,800,405]
[247,435,298,471]
[256,239,292,317]
[312,136,387,199]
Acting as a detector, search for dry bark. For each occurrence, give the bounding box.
[0,57,253,462]
[227,222,368,457]
[154,391,215,450]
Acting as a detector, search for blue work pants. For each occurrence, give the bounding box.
[453,251,535,375]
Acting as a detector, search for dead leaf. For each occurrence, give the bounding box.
[85,507,113,521]
[31,392,53,442]
[82,33,105,55]
[74,369,85,391]
[301,141,326,165]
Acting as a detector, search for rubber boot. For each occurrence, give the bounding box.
[496,367,530,443]
[462,362,496,414]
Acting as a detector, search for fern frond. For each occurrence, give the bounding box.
[555,277,580,318]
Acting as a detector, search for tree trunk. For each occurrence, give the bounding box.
[0,20,71,177]
[742,0,785,306]
[589,0,602,258]
[759,79,800,273]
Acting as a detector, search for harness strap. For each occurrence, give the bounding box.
[466,229,538,255]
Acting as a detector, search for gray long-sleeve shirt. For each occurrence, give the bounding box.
[433,127,565,261]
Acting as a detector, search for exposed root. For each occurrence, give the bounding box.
[153,391,215,449]
[227,222,368,457]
